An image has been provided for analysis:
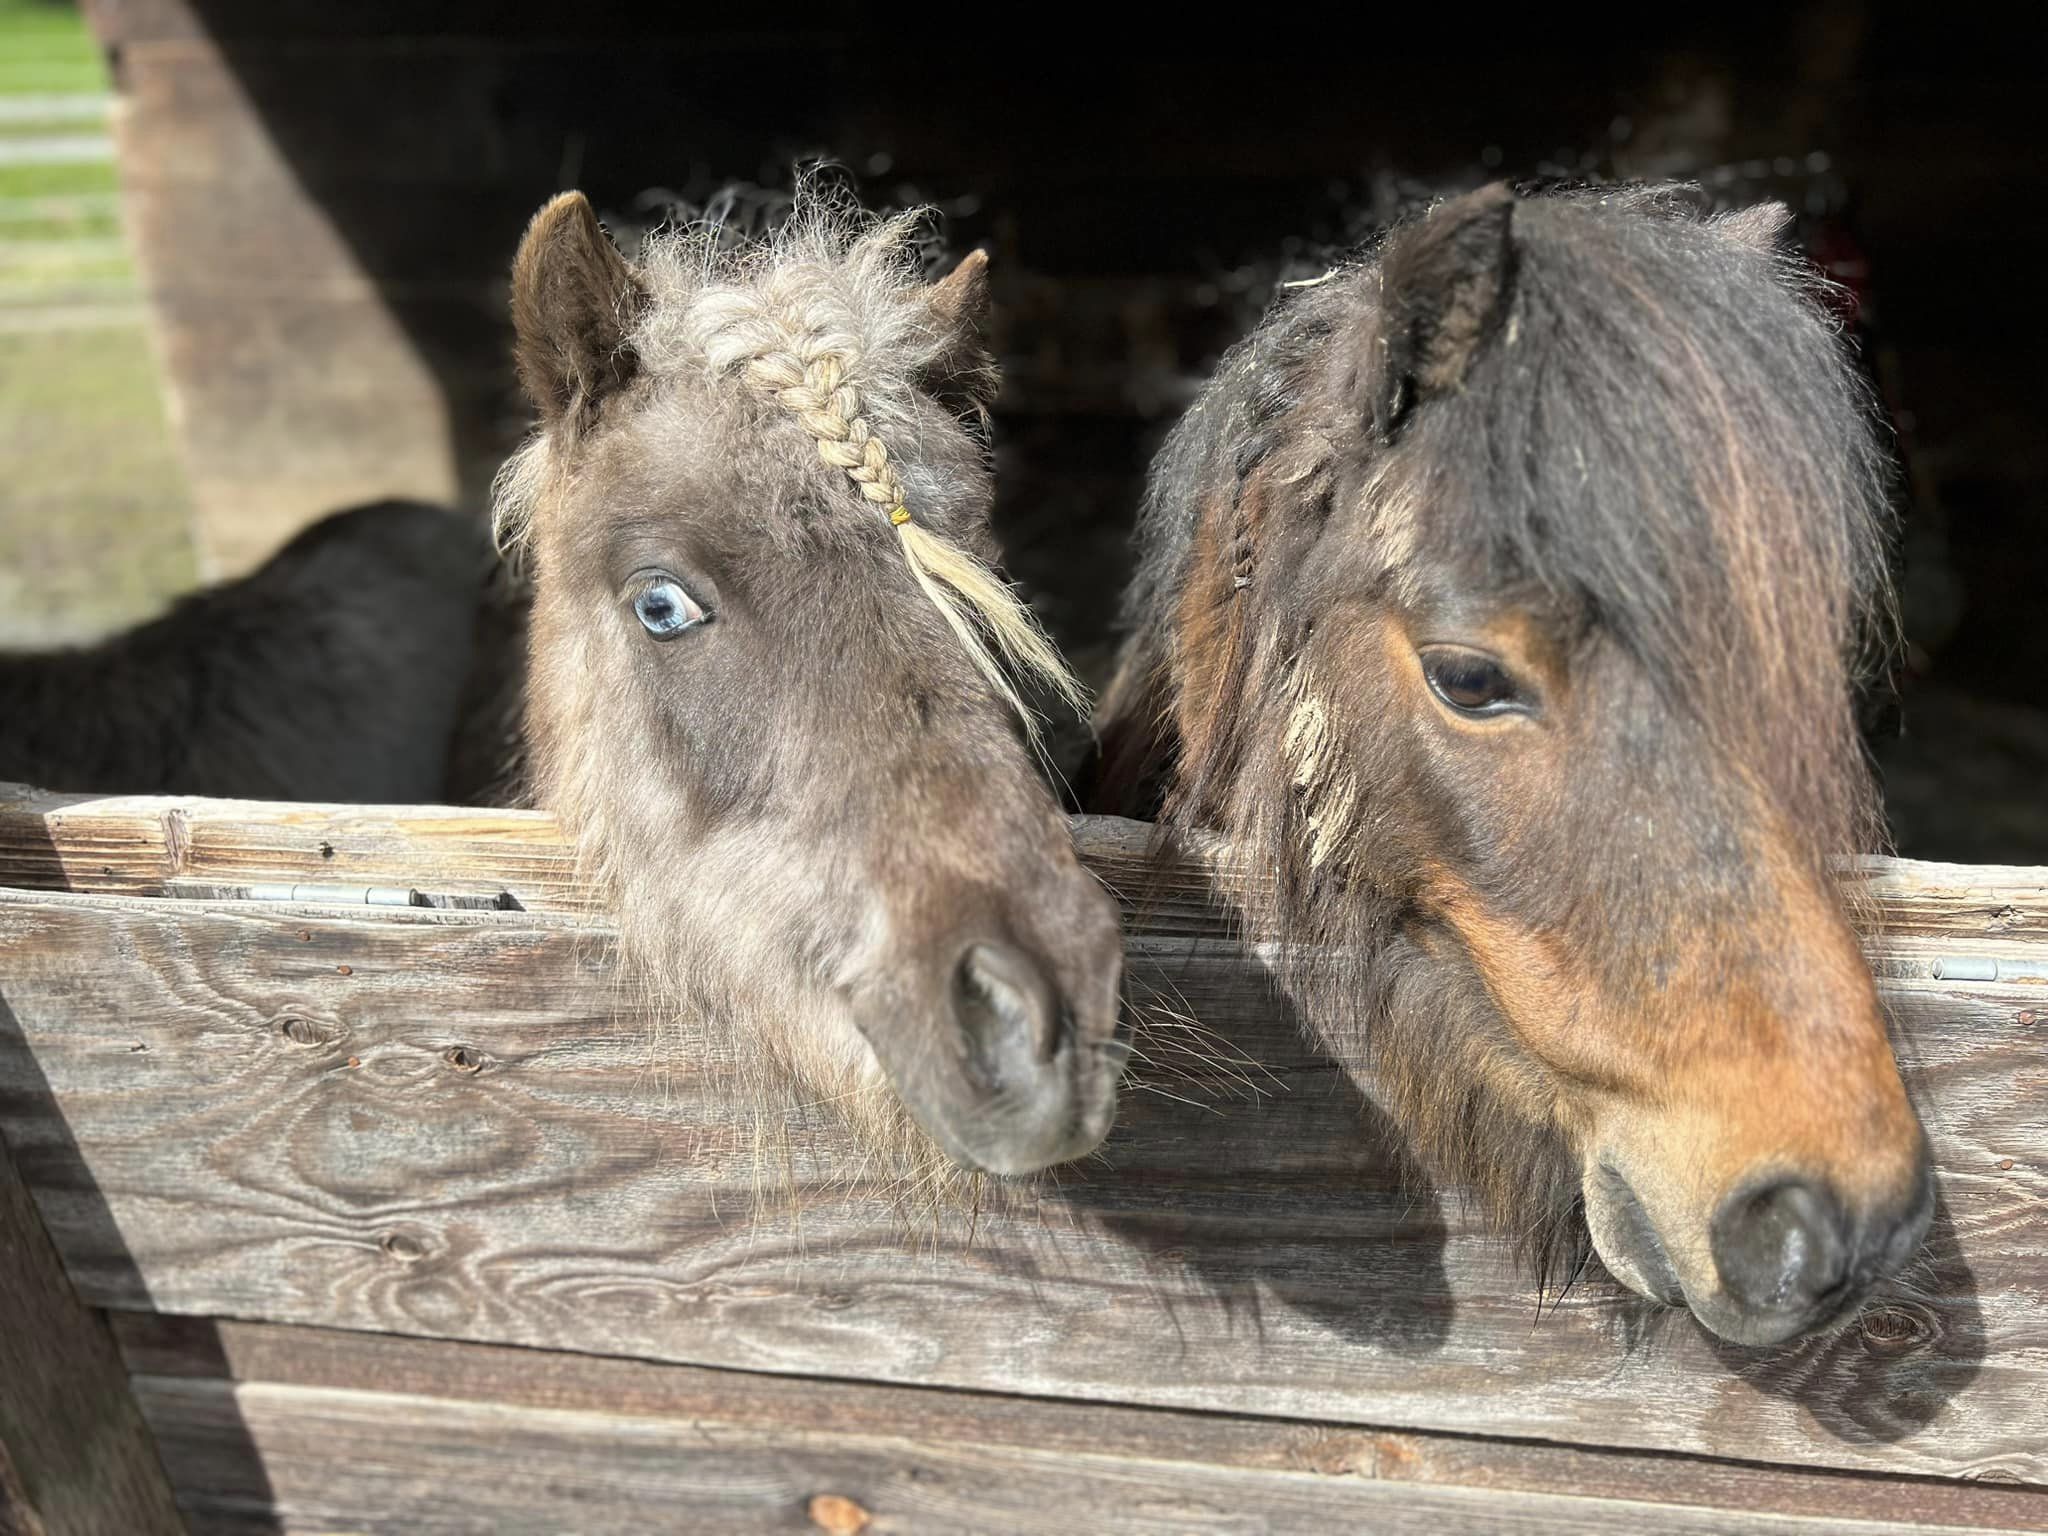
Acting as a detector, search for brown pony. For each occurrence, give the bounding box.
[495,189,1123,1178]
[1096,182,1930,1346]
[0,499,489,803]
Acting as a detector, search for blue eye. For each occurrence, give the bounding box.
[632,579,707,639]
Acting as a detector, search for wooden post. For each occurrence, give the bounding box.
[0,1131,184,1536]
[79,0,473,578]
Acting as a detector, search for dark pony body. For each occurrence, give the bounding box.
[1097,183,1927,1345]
[0,500,491,802]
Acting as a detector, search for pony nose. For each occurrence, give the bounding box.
[951,939,1064,1091]
[1711,1179,1850,1314]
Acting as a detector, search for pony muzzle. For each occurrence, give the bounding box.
[1584,1138,1935,1347]
[855,925,1124,1179]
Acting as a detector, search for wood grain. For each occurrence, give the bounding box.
[0,1120,184,1536]
[135,1377,2025,1536]
[107,1316,2048,1536]
[0,787,589,912]
[0,878,2041,1486]
[7,785,2048,950]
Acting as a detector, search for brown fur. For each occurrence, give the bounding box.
[1100,182,1928,1344]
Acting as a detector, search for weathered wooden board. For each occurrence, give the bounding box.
[110,1315,2048,1535]
[0,1101,183,1536]
[0,792,2042,1487]
[0,787,591,912]
[9,784,2048,946]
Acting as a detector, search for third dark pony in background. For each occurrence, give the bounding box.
[1095,182,1931,1346]
[0,500,488,804]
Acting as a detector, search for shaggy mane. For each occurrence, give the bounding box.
[1109,182,1901,1288]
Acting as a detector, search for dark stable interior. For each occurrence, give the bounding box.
[160,2,2047,861]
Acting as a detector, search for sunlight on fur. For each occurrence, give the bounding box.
[492,179,1089,745]
[496,179,1124,1219]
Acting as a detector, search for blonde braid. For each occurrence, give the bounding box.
[695,268,1090,744]
[744,348,906,511]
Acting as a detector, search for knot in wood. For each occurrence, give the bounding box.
[1856,1301,1933,1355]
[807,1494,872,1534]
[277,1014,336,1048]
[378,1231,429,1264]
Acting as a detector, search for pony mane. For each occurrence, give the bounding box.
[1129,182,1897,854]
[1111,184,1903,1285]
[492,183,1088,742]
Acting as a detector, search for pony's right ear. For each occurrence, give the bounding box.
[1371,181,1518,439]
[510,191,642,427]
[1712,200,1795,255]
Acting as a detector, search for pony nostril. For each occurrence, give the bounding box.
[1711,1178,1851,1312]
[952,941,1063,1092]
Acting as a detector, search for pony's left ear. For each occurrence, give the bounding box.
[510,191,643,429]
[921,247,999,417]
[929,246,991,330]
[1372,181,1518,439]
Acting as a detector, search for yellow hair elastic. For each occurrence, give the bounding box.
[889,506,912,526]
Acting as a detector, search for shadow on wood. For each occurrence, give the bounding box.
[1708,1190,1986,1447]
[1058,949,1456,1358]
[0,997,210,1534]
[0,793,2040,1491]
[104,1313,2048,1536]
[0,795,273,1533]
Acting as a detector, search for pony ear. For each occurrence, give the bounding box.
[1713,200,1795,254]
[1373,182,1518,438]
[929,246,991,329]
[921,247,999,417]
[510,191,642,426]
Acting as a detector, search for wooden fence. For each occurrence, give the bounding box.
[0,784,2043,1533]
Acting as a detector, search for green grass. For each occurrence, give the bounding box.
[0,59,105,93]
[0,0,95,28]
[0,246,131,294]
[0,204,121,241]
[0,1,104,94]
[0,325,198,641]
[0,116,108,139]
[0,1,200,643]
[0,326,184,493]
[0,160,116,197]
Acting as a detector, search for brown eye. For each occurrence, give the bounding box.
[1420,647,1528,717]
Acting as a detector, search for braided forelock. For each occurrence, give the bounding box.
[493,189,1090,741]
[668,202,1088,743]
